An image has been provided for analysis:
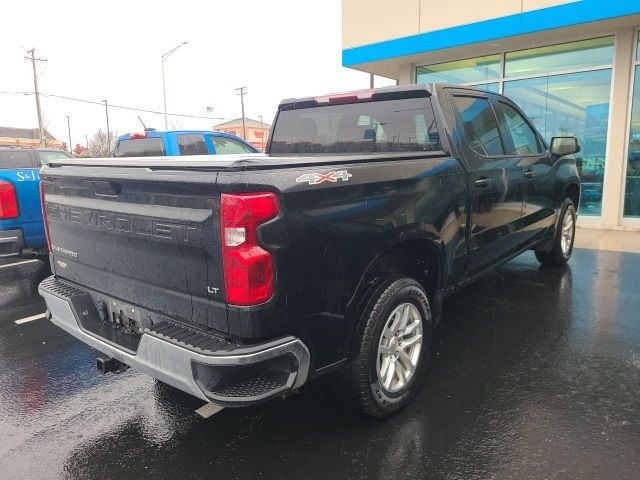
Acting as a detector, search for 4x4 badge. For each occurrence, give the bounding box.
[296,170,352,185]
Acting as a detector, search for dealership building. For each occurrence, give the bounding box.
[342,0,640,229]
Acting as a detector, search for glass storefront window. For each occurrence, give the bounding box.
[416,55,501,84]
[504,37,614,78]
[624,65,640,218]
[504,69,612,216]
[414,36,616,218]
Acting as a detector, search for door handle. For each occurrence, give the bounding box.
[474,178,491,188]
[523,170,535,179]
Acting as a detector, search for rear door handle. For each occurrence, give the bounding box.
[474,178,491,188]
[523,170,535,179]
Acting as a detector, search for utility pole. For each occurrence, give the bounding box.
[25,48,47,147]
[65,115,72,154]
[102,100,110,155]
[235,86,247,140]
[370,73,374,89]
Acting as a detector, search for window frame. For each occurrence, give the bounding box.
[621,28,640,223]
[416,35,615,94]
[416,53,502,85]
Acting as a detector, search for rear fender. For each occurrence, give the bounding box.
[342,231,446,356]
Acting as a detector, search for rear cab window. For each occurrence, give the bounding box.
[269,97,442,154]
[114,138,166,157]
[0,150,34,169]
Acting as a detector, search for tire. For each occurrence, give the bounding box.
[535,198,576,267]
[335,276,432,418]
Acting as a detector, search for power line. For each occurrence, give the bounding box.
[0,90,233,122]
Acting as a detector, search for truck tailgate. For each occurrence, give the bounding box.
[41,166,227,332]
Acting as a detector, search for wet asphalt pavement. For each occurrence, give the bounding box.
[0,249,639,480]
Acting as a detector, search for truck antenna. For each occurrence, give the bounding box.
[137,115,147,130]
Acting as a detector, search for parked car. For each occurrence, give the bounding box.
[113,129,258,157]
[0,147,72,257]
[38,84,580,417]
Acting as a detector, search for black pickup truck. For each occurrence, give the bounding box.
[38,84,580,417]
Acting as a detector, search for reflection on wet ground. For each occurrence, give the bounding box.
[0,249,638,479]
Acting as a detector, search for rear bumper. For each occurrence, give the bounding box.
[39,276,310,406]
[0,229,23,257]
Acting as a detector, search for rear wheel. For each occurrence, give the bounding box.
[535,198,576,266]
[335,276,432,418]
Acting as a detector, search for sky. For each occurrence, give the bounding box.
[0,0,394,149]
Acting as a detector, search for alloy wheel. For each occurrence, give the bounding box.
[560,208,575,257]
[376,302,423,393]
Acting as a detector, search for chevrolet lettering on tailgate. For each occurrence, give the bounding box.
[46,203,198,243]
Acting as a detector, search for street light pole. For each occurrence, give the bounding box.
[65,115,72,154]
[102,100,110,155]
[235,86,247,140]
[161,41,188,130]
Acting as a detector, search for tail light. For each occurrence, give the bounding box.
[221,192,279,306]
[39,182,52,250]
[314,89,374,104]
[0,180,19,219]
[129,132,148,139]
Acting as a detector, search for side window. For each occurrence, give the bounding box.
[212,137,256,155]
[0,151,33,169]
[38,151,71,166]
[452,96,504,157]
[178,134,208,155]
[496,101,543,155]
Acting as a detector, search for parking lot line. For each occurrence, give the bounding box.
[0,259,39,270]
[195,402,224,418]
[14,313,47,325]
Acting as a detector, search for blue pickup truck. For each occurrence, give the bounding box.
[114,129,258,157]
[0,147,72,257]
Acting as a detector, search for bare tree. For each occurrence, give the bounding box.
[169,118,182,130]
[87,129,117,157]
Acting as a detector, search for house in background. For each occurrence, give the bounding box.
[213,118,271,150]
[0,126,63,149]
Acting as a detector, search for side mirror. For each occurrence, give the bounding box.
[550,136,580,157]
